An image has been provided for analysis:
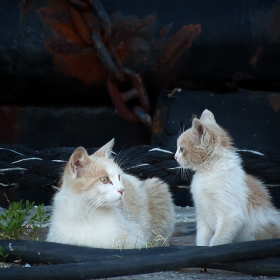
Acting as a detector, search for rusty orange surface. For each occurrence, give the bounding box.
[35,1,108,85]
[25,0,202,88]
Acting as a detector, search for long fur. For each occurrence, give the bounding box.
[47,139,175,249]
[175,109,280,246]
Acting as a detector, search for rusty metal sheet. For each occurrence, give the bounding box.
[1,0,280,106]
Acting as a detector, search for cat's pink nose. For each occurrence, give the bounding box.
[118,189,124,196]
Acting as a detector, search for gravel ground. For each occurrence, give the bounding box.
[98,206,280,280]
[103,269,280,280]
[1,205,280,280]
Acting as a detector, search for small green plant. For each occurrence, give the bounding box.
[0,245,8,261]
[0,194,50,240]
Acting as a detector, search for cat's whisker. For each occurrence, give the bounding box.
[86,198,106,214]
[176,166,183,179]
[179,167,187,181]
[185,169,192,183]
[178,116,189,137]
[120,169,136,178]
[118,157,129,169]
[114,145,130,168]
[182,168,188,180]
[121,167,133,173]
[175,120,183,139]
[89,199,106,214]
[175,160,192,185]
[183,112,190,130]
[181,169,185,181]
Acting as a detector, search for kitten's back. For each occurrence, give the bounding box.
[246,174,280,239]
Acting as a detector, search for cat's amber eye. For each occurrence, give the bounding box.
[100,177,108,184]
[180,147,184,152]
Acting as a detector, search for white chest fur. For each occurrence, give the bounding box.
[47,190,147,249]
[190,153,249,246]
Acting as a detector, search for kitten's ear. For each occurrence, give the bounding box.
[192,118,213,145]
[192,118,204,141]
[93,138,115,158]
[200,109,215,122]
[67,147,91,178]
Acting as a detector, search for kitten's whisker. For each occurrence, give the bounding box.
[176,111,191,140]
[184,168,191,182]
[175,120,183,139]
[180,167,186,181]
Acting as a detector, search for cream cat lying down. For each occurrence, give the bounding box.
[175,109,280,246]
[47,139,175,249]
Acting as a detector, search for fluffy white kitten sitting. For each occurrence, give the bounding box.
[175,109,280,246]
[47,139,175,249]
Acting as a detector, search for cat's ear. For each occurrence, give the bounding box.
[68,147,91,178]
[200,109,216,122]
[192,118,213,145]
[92,138,115,158]
[192,118,204,142]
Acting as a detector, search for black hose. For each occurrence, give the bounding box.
[0,239,198,264]
[1,239,280,279]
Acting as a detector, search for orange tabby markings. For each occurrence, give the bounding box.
[47,139,175,249]
[175,109,280,246]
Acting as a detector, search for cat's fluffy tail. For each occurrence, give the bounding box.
[143,178,176,246]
